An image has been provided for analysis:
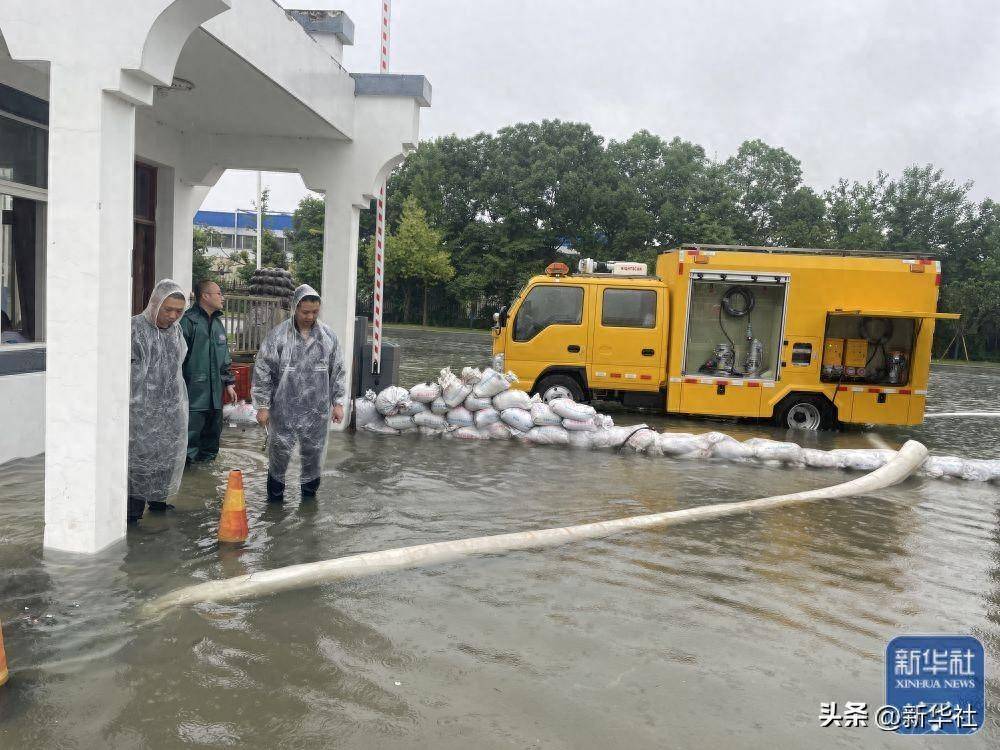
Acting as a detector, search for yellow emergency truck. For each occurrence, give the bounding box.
[490,244,959,429]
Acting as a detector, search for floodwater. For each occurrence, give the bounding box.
[1,325,998,748]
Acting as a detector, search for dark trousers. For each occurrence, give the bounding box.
[266,434,323,502]
[187,408,223,462]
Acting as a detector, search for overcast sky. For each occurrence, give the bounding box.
[203,0,1000,214]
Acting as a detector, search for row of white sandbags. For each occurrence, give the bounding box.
[623,430,1000,481]
[354,365,1000,483]
[356,365,611,436]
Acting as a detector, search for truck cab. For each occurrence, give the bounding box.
[491,260,669,407]
[492,247,958,429]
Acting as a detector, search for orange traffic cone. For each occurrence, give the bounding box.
[218,470,249,544]
[0,617,8,687]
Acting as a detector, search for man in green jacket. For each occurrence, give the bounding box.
[180,279,237,463]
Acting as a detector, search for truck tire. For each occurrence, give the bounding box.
[773,393,835,431]
[534,373,586,404]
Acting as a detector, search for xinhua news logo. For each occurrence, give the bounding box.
[818,635,984,734]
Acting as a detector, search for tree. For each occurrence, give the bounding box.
[289,196,325,291]
[192,226,220,283]
[378,196,454,325]
[724,139,804,244]
[254,187,287,269]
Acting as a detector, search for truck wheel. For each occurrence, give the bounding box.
[774,394,834,431]
[534,373,585,403]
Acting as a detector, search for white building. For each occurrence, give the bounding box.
[0,2,430,554]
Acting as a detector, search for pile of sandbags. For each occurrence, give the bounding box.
[353,363,1000,483]
[358,365,625,446]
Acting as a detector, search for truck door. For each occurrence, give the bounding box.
[589,286,664,390]
[504,283,589,389]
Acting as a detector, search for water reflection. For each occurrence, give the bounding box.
[0,330,997,746]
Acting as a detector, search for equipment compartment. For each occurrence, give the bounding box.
[683,274,787,380]
[821,314,917,386]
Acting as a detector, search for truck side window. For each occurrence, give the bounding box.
[602,289,656,328]
[513,286,584,342]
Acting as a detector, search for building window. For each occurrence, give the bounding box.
[0,113,47,190]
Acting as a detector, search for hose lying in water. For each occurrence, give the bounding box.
[924,412,1000,419]
[142,440,928,616]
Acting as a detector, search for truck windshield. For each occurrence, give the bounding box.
[513,285,584,342]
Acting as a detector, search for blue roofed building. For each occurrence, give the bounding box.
[194,209,294,279]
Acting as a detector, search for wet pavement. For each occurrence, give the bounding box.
[0,326,997,748]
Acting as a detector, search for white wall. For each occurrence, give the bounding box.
[0,371,44,461]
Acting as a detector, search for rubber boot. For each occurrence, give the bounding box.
[266,473,286,504]
[300,477,320,500]
[127,496,146,524]
[147,501,175,513]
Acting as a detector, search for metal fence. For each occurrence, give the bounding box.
[223,294,289,356]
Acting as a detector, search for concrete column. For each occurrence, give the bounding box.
[43,65,136,554]
[319,193,360,421]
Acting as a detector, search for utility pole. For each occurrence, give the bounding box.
[256,171,263,270]
[372,0,391,374]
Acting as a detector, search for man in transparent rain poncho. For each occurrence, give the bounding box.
[252,284,345,503]
[128,279,189,523]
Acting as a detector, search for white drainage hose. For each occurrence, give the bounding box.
[924,412,1000,418]
[143,440,928,617]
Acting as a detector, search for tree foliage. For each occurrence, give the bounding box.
[289,120,1000,357]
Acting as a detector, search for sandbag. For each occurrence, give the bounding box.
[828,449,892,472]
[446,406,475,427]
[567,430,595,448]
[385,414,417,432]
[464,394,494,412]
[627,428,660,454]
[460,366,483,385]
[593,414,614,429]
[500,407,534,432]
[409,381,441,404]
[401,401,429,417]
[549,397,596,421]
[375,386,411,417]
[656,433,711,458]
[508,428,531,442]
[525,425,570,446]
[485,421,512,440]
[589,425,645,449]
[363,418,400,435]
[418,425,447,438]
[414,411,449,430]
[709,434,754,460]
[439,367,473,408]
[953,459,1000,481]
[530,401,563,426]
[492,389,533,411]
[352,391,379,429]
[801,447,840,468]
[430,397,449,415]
[474,407,501,429]
[562,418,597,432]
[473,368,517,398]
[745,438,804,464]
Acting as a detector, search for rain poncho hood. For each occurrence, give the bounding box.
[142,278,186,328]
[251,285,346,484]
[291,283,321,311]
[129,279,189,504]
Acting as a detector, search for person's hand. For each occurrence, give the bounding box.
[226,385,238,404]
[256,408,270,428]
[331,404,345,424]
